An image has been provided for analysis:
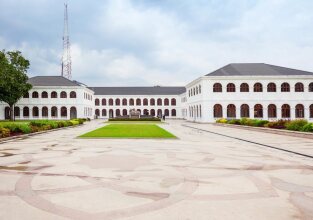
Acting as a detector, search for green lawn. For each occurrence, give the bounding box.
[79,124,176,138]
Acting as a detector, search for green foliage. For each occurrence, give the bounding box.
[108,118,161,122]
[1,123,32,134]
[301,123,313,132]
[0,50,32,120]
[228,119,241,125]
[251,119,269,127]
[0,119,84,138]
[285,119,308,131]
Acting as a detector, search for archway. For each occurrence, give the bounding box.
[70,107,77,119]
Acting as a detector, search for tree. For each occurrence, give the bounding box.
[0,50,32,121]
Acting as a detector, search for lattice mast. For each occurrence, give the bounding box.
[61,3,72,79]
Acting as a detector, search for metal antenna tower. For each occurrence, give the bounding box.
[61,3,72,79]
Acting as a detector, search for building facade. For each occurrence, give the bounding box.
[1,63,313,122]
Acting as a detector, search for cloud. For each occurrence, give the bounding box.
[1,0,313,86]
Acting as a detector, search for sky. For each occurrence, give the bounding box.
[1,0,313,86]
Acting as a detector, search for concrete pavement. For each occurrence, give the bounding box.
[0,120,312,220]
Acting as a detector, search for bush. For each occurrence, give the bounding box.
[216,118,228,123]
[266,120,288,129]
[2,123,32,134]
[228,119,241,125]
[251,119,269,127]
[70,120,79,125]
[0,127,10,138]
[286,119,308,131]
[108,118,161,122]
[301,123,313,132]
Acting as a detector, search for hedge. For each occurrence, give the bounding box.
[0,118,86,139]
[108,118,161,122]
[216,118,313,133]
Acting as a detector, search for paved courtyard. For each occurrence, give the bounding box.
[0,120,313,220]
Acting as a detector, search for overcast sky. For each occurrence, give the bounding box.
[1,0,313,86]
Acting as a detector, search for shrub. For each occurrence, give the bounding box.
[301,123,313,132]
[228,119,241,125]
[2,123,32,134]
[108,118,161,122]
[0,127,10,138]
[216,118,228,123]
[70,120,79,125]
[266,120,288,129]
[286,119,308,131]
[251,119,269,127]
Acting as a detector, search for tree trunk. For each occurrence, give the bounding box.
[9,104,14,121]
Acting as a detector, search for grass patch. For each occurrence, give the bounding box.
[79,124,176,139]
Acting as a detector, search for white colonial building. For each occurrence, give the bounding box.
[1,63,313,122]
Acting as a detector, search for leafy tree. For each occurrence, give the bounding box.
[0,50,32,120]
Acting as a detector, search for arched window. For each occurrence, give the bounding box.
[61,107,67,117]
[213,104,223,118]
[310,104,313,118]
[70,91,76,98]
[193,88,195,96]
[281,83,290,92]
[32,91,39,98]
[281,104,290,118]
[254,104,263,118]
[136,98,141,106]
[268,104,277,118]
[295,83,304,92]
[137,109,141,114]
[151,109,155,116]
[171,98,176,106]
[267,83,276,92]
[227,104,236,118]
[157,109,162,117]
[115,99,120,106]
[309,83,313,92]
[213,83,222,92]
[164,98,169,106]
[199,85,201,93]
[102,109,107,116]
[240,83,249,92]
[23,107,29,117]
[150,98,155,106]
[129,99,134,106]
[143,98,148,106]
[51,91,57,98]
[14,107,20,117]
[42,106,48,117]
[196,87,198,95]
[123,109,127,116]
[32,106,39,117]
[171,109,176,117]
[70,107,77,119]
[116,109,121,116]
[60,91,67,98]
[109,99,113,106]
[240,104,250,118]
[143,109,149,115]
[109,109,114,118]
[51,106,58,117]
[95,99,100,106]
[122,98,127,106]
[295,104,304,118]
[157,98,162,106]
[196,106,199,117]
[102,99,106,106]
[227,83,236,92]
[41,91,48,98]
[95,109,100,116]
[254,83,263,92]
[164,109,169,116]
[23,93,29,98]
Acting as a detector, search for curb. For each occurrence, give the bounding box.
[213,123,313,139]
[0,124,84,144]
